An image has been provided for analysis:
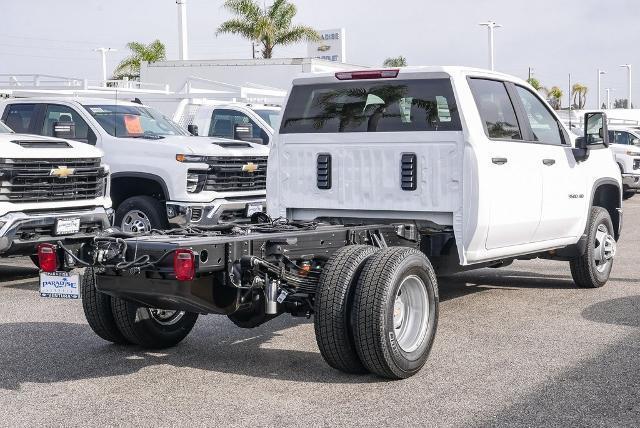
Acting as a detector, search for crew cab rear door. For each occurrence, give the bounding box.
[271,71,464,224]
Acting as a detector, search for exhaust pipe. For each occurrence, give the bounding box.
[265,280,279,315]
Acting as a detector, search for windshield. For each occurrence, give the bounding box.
[254,109,280,129]
[0,121,12,133]
[83,104,189,138]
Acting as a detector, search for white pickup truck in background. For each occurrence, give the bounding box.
[607,125,640,199]
[173,99,281,145]
[0,120,111,258]
[0,98,269,232]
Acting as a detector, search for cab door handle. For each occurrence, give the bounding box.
[492,157,508,165]
[542,159,556,166]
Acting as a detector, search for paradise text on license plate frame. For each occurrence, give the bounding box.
[40,271,81,299]
[246,202,264,217]
[55,218,81,236]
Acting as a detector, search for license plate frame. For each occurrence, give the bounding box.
[245,202,264,218]
[39,271,81,299]
[55,218,81,236]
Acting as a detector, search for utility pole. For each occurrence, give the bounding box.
[177,0,189,60]
[568,73,572,128]
[528,67,533,81]
[94,48,117,86]
[605,88,615,109]
[597,69,606,109]
[478,21,502,71]
[620,64,632,108]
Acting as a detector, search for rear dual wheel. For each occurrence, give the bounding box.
[314,246,439,380]
[81,268,198,348]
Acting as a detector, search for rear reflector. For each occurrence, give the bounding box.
[335,69,400,80]
[37,243,58,273]
[174,249,195,281]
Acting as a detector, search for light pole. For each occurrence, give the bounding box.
[177,0,189,60]
[478,21,502,71]
[597,69,606,109]
[94,48,117,86]
[605,88,615,109]
[620,64,632,108]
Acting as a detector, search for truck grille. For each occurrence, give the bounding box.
[202,156,268,192]
[0,158,105,203]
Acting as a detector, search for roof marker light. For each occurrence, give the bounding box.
[335,69,400,80]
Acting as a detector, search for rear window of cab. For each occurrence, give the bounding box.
[280,78,461,134]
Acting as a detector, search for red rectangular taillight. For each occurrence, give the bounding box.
[174,249,195,281]
[37,243,59,273]
[335,69,400,80]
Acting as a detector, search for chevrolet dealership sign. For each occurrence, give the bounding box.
[307,28,346,63]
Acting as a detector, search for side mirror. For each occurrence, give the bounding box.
[584,112,609,146]
[632,138,640,146]
[233,123,264,145]
[187,124,199,136]
[53,121,76,139]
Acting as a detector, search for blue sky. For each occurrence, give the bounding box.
[2,0,639,107]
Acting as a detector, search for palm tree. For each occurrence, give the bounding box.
[571,83,588,109]
[545,86,563,110]
[526,77,542,92]
[217,0,320,59]
[383,56,407,67]
[113,40,166,80]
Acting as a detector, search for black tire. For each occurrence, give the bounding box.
[570,207,616,288]
[353,247,439,380]
[111,299,198,349]
[81,268,130,344]
[314,245,379,375]
[623,191,635,200]
[114,196,168,233]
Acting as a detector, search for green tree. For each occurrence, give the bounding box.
[383,56,407,67]
[113,40,166,80]
[545,86,563,110]
[571,83,588,109]
[217,0,319,59]
[526,77,542,91]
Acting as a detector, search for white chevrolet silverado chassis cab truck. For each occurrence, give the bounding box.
[0,121,111,258]
[0,98,269,232]
[43,67,622,380]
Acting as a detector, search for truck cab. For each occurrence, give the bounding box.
[268,67,622,269]
[0,98,269,232]
[0,120,111,257]
[174,100,280,145]
[607,125,640,199]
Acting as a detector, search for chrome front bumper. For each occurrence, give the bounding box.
[166,197,266,227]
[0,206,112,256]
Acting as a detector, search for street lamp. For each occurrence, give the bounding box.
[478,21,502,71]
[94,48,117,86]
[605,88,615,109]
[597,69,606,109]
[619,64,632,109]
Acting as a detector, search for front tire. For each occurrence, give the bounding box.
[111,299,198,349]
[570,207,616,288]
[352,247,439,380]
[623,190,635,200]
[115,196,168,233]
[81,268,130,344]
[314,245,379,375]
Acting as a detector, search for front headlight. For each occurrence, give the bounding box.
[176,154,209,163]
[626,151,640,157]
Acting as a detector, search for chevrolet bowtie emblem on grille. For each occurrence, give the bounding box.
[242,162,258,173]
[50,166,75,178]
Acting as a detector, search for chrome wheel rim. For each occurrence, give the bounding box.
[393,275,429,353]
[149,308,185,326]
[593,223,616,273]
[121,210,152,233]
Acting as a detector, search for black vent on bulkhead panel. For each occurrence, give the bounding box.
[317,153,332,189]
[401,153,417,191]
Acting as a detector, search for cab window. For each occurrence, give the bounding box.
[608,130,636,145]
[515,86,564,145]
[469,79,522,140]
[209,109,269,144]
[42,104,95,144]
[3,104,36,134]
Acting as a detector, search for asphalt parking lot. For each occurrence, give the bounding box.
[0,199,638,427]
